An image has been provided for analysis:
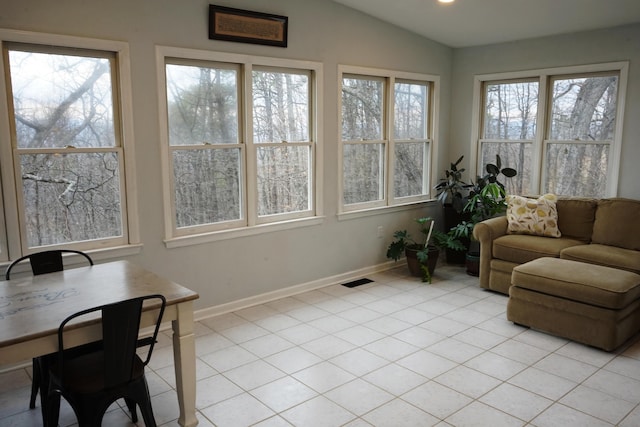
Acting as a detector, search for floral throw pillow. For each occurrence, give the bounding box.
[506,194,561,238]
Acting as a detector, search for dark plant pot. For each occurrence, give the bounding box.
[446,248,467,265]
[465,251,480,276]
[443,203,471,231]
[405,246,439,278]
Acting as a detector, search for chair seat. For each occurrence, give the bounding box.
[51,351,145,394]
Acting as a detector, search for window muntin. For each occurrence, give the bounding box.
[476,66,624,199]
[6,45,127,250]
[161,51,320,240]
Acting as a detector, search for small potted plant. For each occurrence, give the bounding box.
[386,217,462,283]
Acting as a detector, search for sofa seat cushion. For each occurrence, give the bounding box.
[493,234,586,265]
[511,257,640,310]
[561,244,640,275]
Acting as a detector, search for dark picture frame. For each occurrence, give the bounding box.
[209,5,288,48]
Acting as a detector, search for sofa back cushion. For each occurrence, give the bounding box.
[592,198,640,250]
[556,197,598,243]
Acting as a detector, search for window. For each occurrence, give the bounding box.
[475,63,627,198]
[0,31,138,260]
[339,66,437,213]
[158,47,322,245]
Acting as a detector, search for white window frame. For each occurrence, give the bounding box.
[471,62,628,197]
[156,46,323,248]
[338,65,439,217]
[0,29,141,263]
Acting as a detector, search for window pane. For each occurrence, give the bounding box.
[9,50,115,149]
[484,81,538,140]
[342,77,383,140]
[253,71,309,143]
[172,148,241,227]
[343,143,384,204]
[394,82,428,140]
[394,141,426,198]
[545,143,608,197]
[257,146,310,216]
[166,64,238,145]
[20,153,122,247]
[550,75,618,141]
[479,142,531,195]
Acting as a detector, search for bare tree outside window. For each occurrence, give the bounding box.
[481,81,538,195]
[340,73,434,208]
[165,63,242,228]
[8,48,123,248]
[480,72,619,198]
[342,77,385,205]
[394,81,429,198]
[252,70,311,216]
[165,61,316,231]
[545,75,617,197]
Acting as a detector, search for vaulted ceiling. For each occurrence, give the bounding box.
[331,0,640,47]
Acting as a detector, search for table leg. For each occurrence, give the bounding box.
[172,301,198,427]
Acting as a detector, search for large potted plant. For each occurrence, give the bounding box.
[386,217,464,283]
[434,155,472,264]
[459,155,518,275]
[434,155,469,216]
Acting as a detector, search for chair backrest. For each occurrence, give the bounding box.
[5,249,93,280]
[56,294,166,388]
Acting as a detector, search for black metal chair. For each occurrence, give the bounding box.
[5,249,94,280]
[46,294,166,427]
[4,249,94,411]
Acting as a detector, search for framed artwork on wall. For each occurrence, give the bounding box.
[209,5,288,47]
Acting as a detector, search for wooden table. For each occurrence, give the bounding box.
[0,260,200,427]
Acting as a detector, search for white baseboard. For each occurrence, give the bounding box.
[193,260,398,322]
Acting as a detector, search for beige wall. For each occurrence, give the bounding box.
[0,0,452,312]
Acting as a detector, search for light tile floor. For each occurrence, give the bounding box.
[2,264,640,426]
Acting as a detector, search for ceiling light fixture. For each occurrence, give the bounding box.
[438,0,455,3]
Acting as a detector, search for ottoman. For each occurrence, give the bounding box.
[507,257,640,351]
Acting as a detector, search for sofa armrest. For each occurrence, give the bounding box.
[473,216,508,289]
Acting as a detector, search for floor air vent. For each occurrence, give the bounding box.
[341,278,374,288]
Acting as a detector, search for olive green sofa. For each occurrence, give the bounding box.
[472,197,640,295]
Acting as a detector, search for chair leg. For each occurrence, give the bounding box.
[30,358,40,409]
[130,378,156,427]
[46,392,61,427]
[125,398,138,423]
[138,400,157,427]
